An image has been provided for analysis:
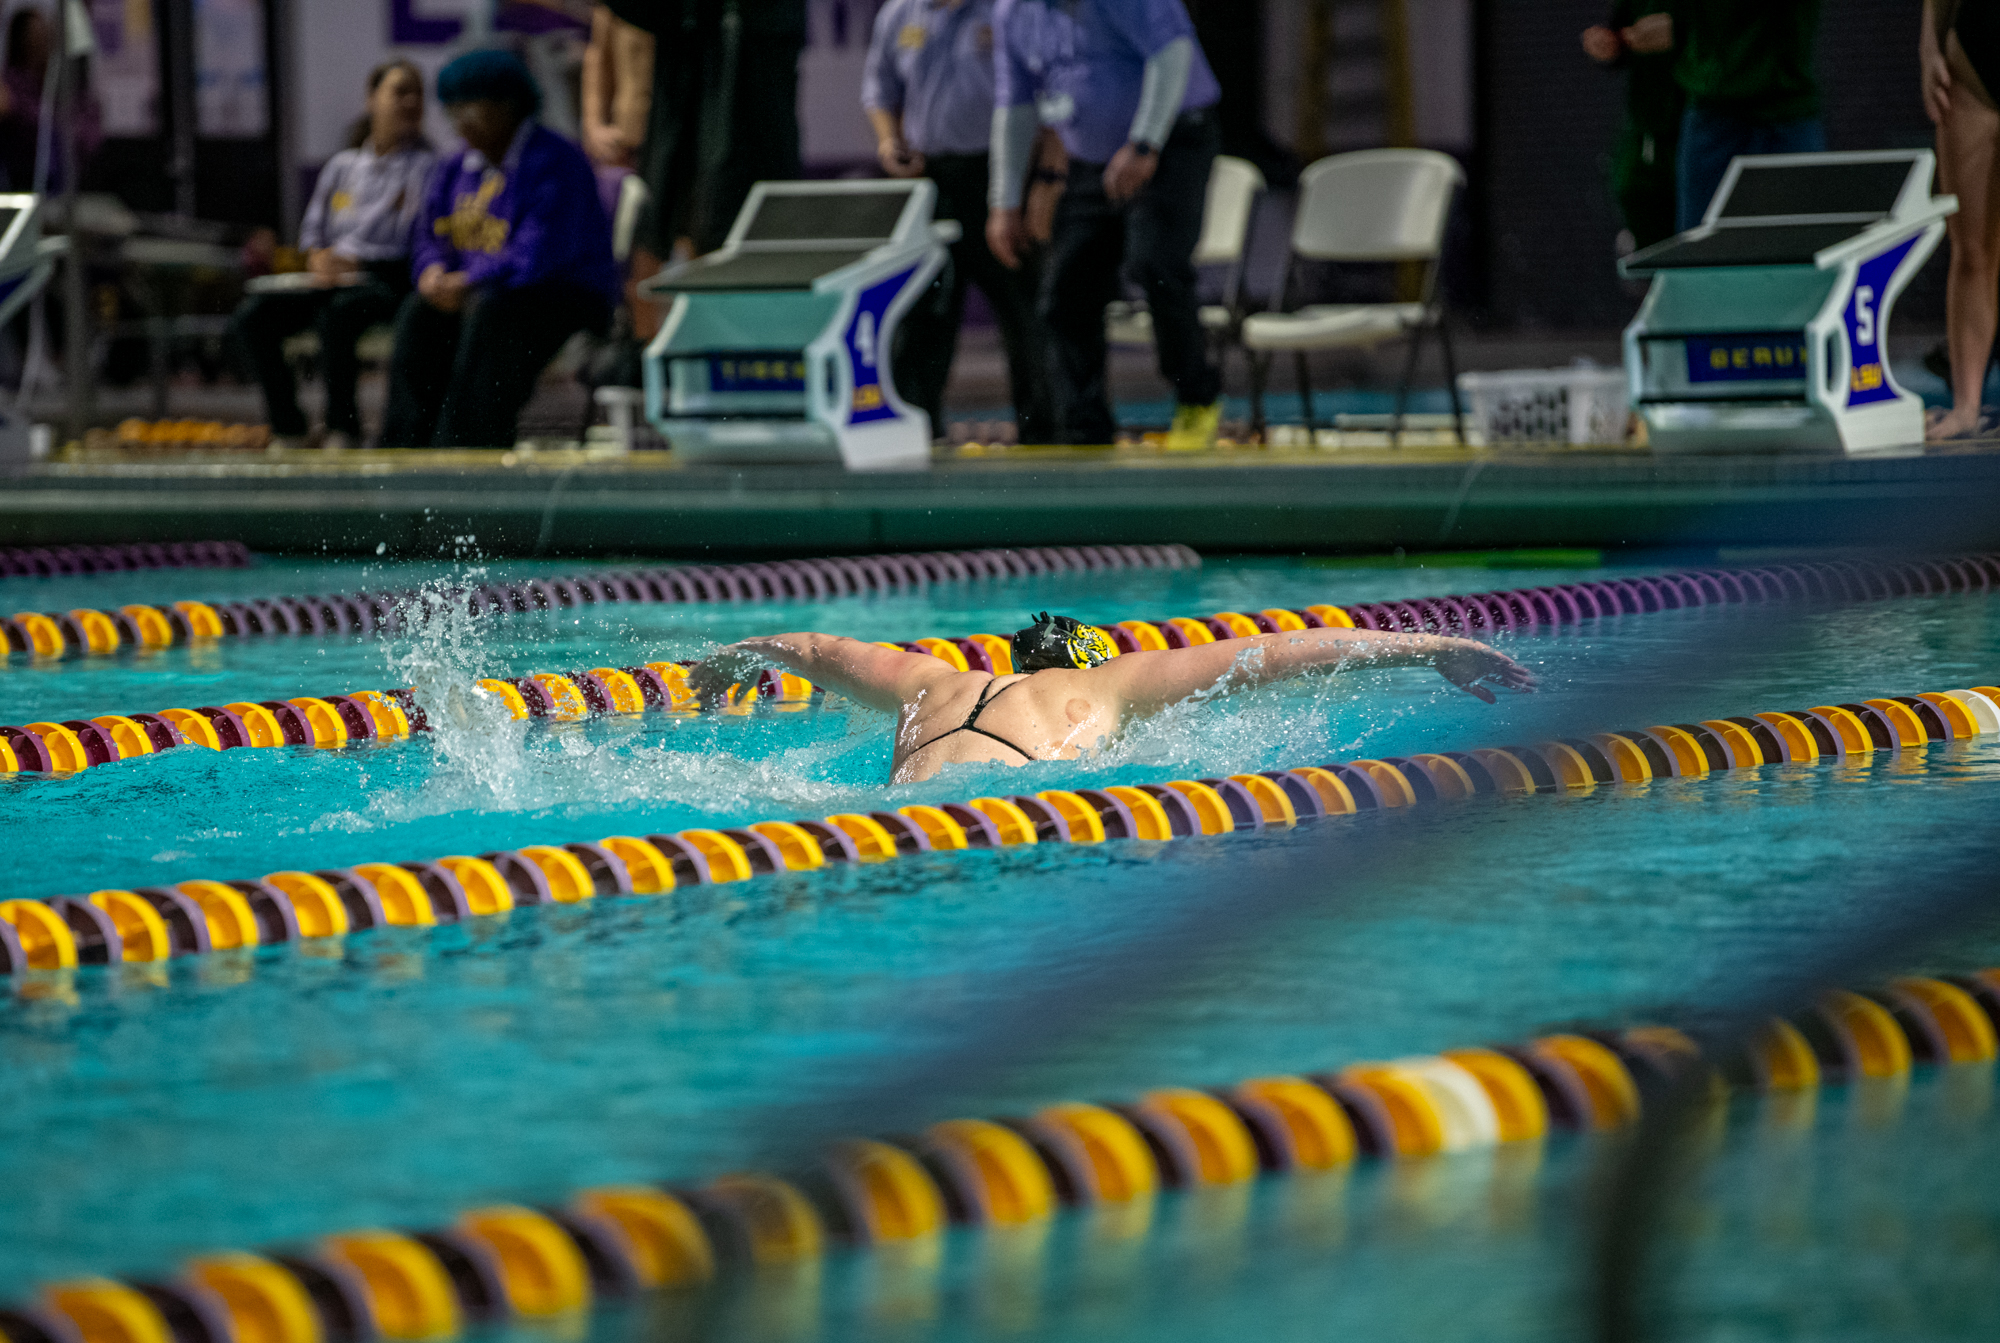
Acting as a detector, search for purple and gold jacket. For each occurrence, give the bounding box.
[412,121,621,308]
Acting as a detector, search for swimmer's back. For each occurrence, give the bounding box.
[893,669,1116,781]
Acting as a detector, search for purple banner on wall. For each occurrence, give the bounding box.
[390,0,462,44]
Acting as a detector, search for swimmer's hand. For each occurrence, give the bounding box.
[1431,638,1537,704]
[684,643,768,711]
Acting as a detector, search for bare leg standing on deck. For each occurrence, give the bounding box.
[1926,0,2000,441]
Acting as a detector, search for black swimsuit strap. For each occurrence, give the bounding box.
[961,676,1008,727]
[912,676,1038,760]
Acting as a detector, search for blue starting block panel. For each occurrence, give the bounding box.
[641,180,954,471]
[1622,152,1954,454]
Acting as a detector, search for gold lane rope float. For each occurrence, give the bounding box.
[5,551,1994,668]
[0,544,1203,659]
[11,548,1997,775]
[3,685,1991,971]
[6,964,1993,1343]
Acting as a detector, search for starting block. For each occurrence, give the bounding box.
[641,179,956,470]
[1622,151,1954,454]
[0,194,62,465]
[0,194,61,323]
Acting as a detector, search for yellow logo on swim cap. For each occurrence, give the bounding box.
[1063,622,1118,669]
[1012,611,1118,672]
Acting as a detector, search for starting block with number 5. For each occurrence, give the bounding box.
[1622,151,1953,454]
[641,179,956,471]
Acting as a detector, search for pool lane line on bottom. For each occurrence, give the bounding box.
[0,543,1203,659]
[12,550,2000,779]
[5,966,1994,1343]
[3,686,1993,976]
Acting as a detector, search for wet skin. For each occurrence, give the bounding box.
[687,628,1537,783]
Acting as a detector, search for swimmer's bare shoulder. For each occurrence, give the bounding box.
[1000,666,1116,735]
[893,668,1114,770]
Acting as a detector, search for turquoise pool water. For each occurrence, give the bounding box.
[1,554,1997,1340]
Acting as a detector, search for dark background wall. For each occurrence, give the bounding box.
[73,0,1942,315]
[84,0,284,230]
[1471,0,1938,331]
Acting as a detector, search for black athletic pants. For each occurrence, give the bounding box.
[891,153,1053,443]
[381,281,610,449]
[1040,110,1221,444]
[228,260,409,438]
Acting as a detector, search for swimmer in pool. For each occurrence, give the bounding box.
[686,612,1537,784]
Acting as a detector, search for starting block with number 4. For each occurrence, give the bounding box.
[1622,151,1954,454]
[641,179,956,470]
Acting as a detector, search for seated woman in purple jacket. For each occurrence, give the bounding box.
[382,50,620,449]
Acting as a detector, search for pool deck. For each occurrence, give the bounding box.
[6,438,2000,557]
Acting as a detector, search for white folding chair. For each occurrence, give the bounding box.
[1240,149,1465,444]
[1105,154,1266,378]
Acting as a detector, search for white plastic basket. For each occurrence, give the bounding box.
[1455,364,1630,446]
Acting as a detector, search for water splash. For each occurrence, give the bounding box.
[375,567,538,810]
[349,596,1508,834]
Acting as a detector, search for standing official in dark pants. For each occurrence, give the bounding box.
[863,0,1051,444]
[989,0,1222,449]
[599,0,807,259]
[1581,5,1683,253]
[382,51,620,450]
[1616,1,1825,232]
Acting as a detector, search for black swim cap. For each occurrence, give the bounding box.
[1011,612,1118,672]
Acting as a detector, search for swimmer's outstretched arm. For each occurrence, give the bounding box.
[1100,627,1536,717]
[685,632,954,712]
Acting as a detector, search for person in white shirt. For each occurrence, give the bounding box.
[229,61,435,449]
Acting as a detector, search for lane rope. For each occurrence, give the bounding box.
[1,544,1203,659]
[12,549,1996,666]
[10,568,1999,777]
[5,684,1992,969]
[0,541,251,578]
[6,961,1992,1343]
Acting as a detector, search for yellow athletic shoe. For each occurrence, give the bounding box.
[1165,399,1222,451]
